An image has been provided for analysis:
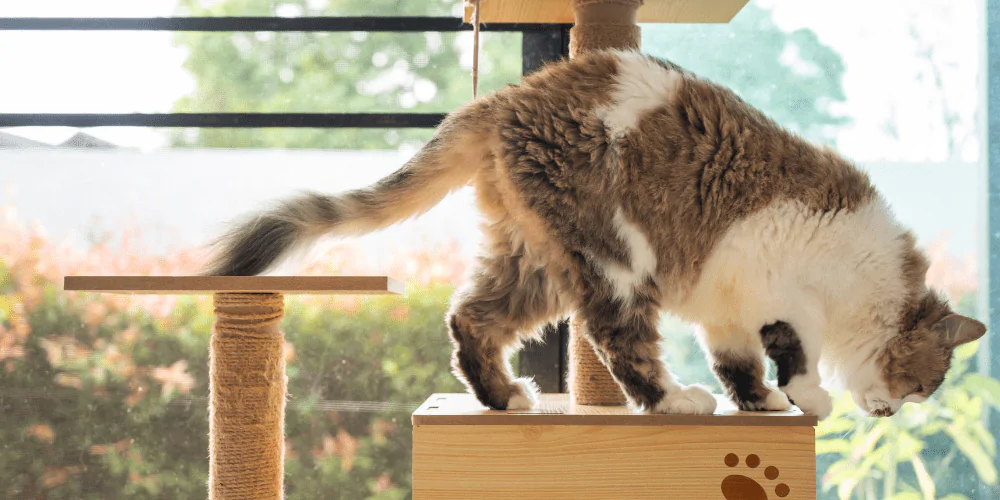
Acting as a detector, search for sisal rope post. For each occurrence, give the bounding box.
[567,0,643,407]
[210,293,286,500]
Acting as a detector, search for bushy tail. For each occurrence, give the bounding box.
[203,102,493,276]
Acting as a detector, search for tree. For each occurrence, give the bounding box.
[172,0,850,150]
[643,3,849,145]
[171,0,520,149]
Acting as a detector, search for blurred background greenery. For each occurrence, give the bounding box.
[1,0,993,498]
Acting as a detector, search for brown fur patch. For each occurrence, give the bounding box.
[760,321,807,388]
[620,74,877,297]
[882,291,954,399]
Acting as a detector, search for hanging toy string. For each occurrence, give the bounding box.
[470,0,482,99]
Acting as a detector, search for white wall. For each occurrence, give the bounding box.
[1,149,980,268]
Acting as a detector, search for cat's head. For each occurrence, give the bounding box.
[850,290,985,417]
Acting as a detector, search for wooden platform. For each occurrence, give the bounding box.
[413,393,815,499]
[63,276,404,295]
[463,0,749,24]
[414,392,816,427]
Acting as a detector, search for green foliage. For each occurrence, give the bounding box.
[171,0,521,149]
[1,261,462,498]
[173,0,850,150]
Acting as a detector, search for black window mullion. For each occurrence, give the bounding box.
[0,17,567,33]
[0,113,446,129]
[0,18,574,130]
[516,25,571,394]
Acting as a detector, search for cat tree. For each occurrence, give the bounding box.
[64,276,402,499]
[408,2,815,499]
[65,2,818,498]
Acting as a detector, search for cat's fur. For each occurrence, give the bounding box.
[205,50,986,419]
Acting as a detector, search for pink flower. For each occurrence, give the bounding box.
[25,424,55,443]
[923,237,977,302]
[151,360,196,396]
[374,472,397,493]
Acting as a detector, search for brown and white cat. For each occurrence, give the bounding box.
[205,50,986,419]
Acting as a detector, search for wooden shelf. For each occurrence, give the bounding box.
[413,393,816,427]
[463,0,749,24]
[63,276,404,295]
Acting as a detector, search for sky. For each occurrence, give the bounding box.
[756,0,982,163]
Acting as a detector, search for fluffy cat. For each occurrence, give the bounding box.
[204,50,986,419]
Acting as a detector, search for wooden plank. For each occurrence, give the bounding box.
[413,393,817,427]
[413,423,815,499]
[463,0,749,24]
[63,276,404,295]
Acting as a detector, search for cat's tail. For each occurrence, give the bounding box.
[202,100,495,276]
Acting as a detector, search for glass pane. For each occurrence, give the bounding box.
[0,0,467,18]
[644,1,988,499]
[2,126,441,151]
[3,1,505,498]
[2,135,479,499]
[0,31,520,115]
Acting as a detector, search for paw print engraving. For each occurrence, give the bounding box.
[721,453,789,499]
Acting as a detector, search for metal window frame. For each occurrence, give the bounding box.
[517,28,571,394]
[0,17,569,130]
[987,0,1000,491]
[0,15,572,393]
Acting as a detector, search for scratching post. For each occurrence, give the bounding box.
[565,0,642,407]
[569,0,642,56]
[63,276,403,500]
[210,293,286,499]
[568,316,627,406]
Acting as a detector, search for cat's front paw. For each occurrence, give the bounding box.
[505,377,539,410]
[741,387,793,412]
[783,382,832,419]
[653,384,718,415]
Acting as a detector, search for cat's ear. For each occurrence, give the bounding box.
[934,314,987,347]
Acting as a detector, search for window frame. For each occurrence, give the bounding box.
[986,0,1000,481]
[0,14,571,393]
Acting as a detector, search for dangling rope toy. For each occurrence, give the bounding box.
[468,0,483,99]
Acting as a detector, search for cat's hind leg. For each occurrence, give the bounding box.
[701,324,792,412]
[447,253,564,411]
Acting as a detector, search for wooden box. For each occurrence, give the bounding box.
[413,394,816,499]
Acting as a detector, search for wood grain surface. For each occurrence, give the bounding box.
[462,0,749,24]
[64,276,404,295]
[414,423,815,499]
[413,393,817,427]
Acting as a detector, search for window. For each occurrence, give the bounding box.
[1,3,566,498]
[2,1,994,499]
